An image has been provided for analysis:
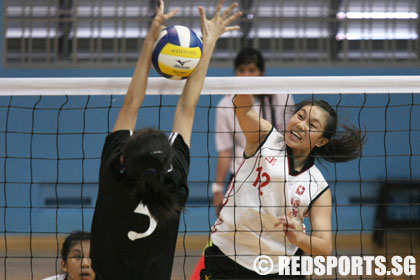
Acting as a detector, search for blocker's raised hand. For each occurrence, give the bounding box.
[154,0,178,24]
[198,0,242,44]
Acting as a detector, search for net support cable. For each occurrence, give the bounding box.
[0,76,420,96]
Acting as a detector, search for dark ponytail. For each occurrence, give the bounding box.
[121,128,182,222]
[295,100,366,163]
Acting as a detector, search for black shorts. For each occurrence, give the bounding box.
[200,245,306,280]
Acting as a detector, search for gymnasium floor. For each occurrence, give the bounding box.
[1,234,419,279]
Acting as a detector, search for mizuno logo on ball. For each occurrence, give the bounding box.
[176,60,191,66]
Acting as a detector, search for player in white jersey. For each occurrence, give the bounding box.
[201,96,365,279]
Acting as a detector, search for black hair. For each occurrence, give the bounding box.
[294,100,366,163]
[234,47,265,73]
[121,128,182,222]
[61,231,91,262]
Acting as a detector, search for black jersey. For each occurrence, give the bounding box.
[91,130,189,280]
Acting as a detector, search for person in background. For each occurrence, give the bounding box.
[43,231,95,280]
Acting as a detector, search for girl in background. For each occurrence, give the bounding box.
[43,231,95,280]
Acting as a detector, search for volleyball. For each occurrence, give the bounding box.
[152,25,203,80]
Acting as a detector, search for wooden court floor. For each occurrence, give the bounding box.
[1,234,419,280]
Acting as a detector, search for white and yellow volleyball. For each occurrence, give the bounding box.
[152,25,203,80]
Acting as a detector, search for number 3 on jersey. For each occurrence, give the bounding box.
[127,202,158,241]
[253,166,271,196]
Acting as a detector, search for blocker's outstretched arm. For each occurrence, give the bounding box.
[113,0,178,132]
[172,0,241,146]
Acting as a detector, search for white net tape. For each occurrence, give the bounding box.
[1,76,420,96]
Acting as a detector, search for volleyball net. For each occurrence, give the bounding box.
[1,76,420,279]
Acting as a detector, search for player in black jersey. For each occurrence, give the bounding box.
[90,1,242,279]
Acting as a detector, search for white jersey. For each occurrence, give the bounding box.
[215,94,294,174]
[211,128,329,273]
